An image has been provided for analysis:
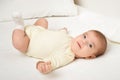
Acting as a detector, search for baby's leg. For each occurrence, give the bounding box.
[12,12,29,53]
[34,18,48,29]
[12,30,29,53]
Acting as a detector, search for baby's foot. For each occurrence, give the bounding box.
[12,12,24,30]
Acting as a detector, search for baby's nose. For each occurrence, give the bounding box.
[81,40,88,46]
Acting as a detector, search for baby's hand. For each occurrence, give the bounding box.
[36,61,52,74]
[59,27,68,33]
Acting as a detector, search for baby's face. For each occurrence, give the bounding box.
[71,31,102,59]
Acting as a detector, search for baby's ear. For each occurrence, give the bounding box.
[85,55,96,59]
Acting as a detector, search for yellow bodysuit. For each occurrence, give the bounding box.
[25,25,75,70]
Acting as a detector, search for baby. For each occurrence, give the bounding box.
[12,12,107,74]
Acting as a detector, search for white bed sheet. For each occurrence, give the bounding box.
[0,6,120,80]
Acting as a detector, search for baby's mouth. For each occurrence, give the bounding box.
[77,41,81,48]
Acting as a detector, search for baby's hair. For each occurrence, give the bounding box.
[89,30,107,57]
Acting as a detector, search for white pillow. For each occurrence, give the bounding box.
[110,25,120,43]
[0,0,77,22]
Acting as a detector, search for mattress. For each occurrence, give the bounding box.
[0,6,120,80]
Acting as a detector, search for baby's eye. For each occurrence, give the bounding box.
[83,35,86,39]
[88,44,93,48]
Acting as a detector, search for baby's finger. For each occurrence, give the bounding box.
[45,62,52,73]
[37,63,44,73]
[36,61,44,69]
[41,63,46,73]
[43,62,51,73]
[46,61,51,65]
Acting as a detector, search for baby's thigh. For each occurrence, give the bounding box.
[12,30,30,53]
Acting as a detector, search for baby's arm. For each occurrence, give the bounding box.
[36,53,74,74]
